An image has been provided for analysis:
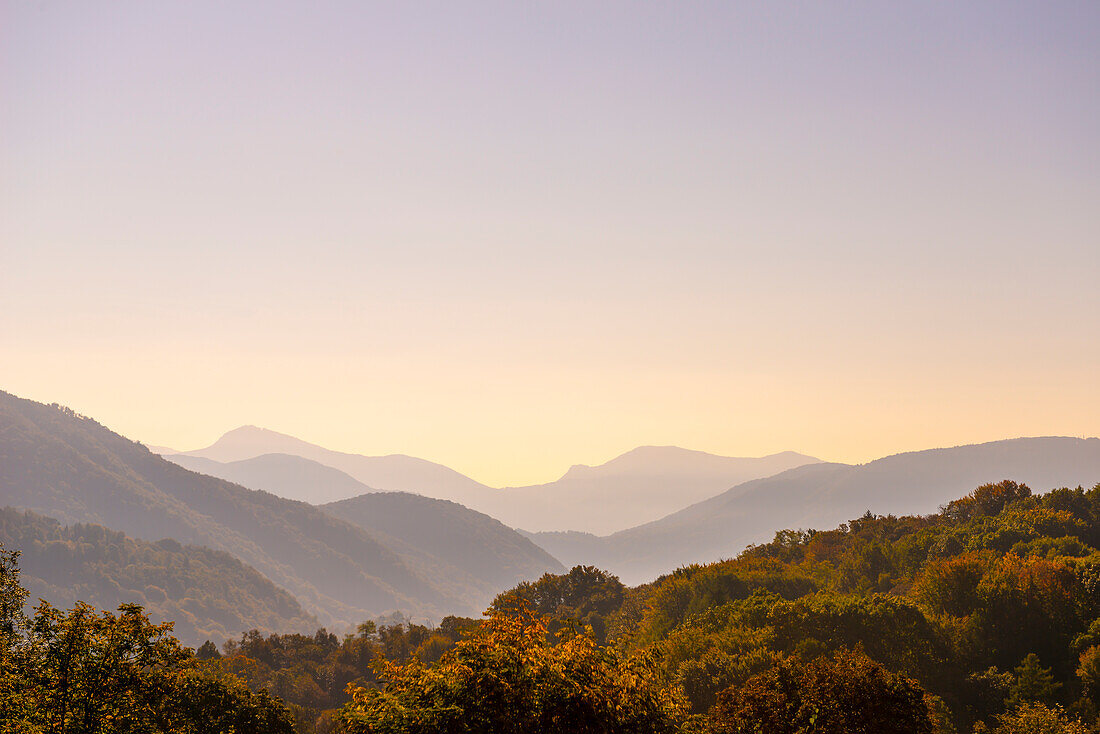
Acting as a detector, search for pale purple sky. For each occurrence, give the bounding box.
[2,1,1098,484]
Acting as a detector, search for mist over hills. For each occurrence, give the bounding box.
[162,429,819,534]
[174,426,492,507]
[491,446,819,534]
[0,506,317,646]
[529,437,1100,584]
[8,386,1099,640]
[169,453,379,505]
[0,391,561,628]
[320,493,564,614]
[161,452,566,609]
[155,454,570,612]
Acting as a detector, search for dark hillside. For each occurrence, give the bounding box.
[322,492,564,612]
[0,391,468,626]
[0,506,317,646]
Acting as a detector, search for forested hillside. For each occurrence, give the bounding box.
[531,437,1100,583]
[0,507,316,645]
[321,492,563,610]
[0,392,560,627]
[512,480,1100,732]
[205,479,1100,733]
[165,452,565,612]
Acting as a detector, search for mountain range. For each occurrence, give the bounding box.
[162,428,820,534]
[320,492,562,614]
[172,426,490,506]
[0,391,561,632]
[3,388,1099,648]
[168,453,380,506]
[489,447,820,533]
[526,436,1100,584]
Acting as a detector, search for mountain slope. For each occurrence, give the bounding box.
[529,437,1100,584]
[175,426,493,507]
[0,506,317,646]
[168,453,380,505]
[490,446,820,534]
[168,430,820,534]
[320,493,564,616]
[0,392,481,626]
[160,453,566,608]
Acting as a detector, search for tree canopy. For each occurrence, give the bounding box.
[0,543,295,734]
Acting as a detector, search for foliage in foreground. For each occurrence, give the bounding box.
[5,478,1100,734]
[198,480,1100,734]
[339,603,683,734]
[0,545,294,734]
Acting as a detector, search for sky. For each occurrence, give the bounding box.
[2,1,1098,487]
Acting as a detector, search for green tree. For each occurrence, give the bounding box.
[1008,654,1063,709]
[491,565,626,644]
[945,481,1032,521]
[0,544,32,731]
[1078,646,1100,709]
[0,543,295,734]
[195,640,221,660]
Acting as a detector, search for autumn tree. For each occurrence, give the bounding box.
[0,542,295,734]
[978,702,1096,734]
[339,604,683,734]
[704,649,937,734]
[490,565,625,644]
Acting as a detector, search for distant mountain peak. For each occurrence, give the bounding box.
[182,425,334,464]
[175,424,493,502]
[213,424,304,443]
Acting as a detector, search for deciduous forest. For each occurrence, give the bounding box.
[3,480,1099,733]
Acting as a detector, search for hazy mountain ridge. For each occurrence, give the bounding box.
[529,437,1100,584]
[0,506,317,646]
[0,392,496,627]
[321,493,565,616]
[168,453,380,505]
[176,426,492,506]
[159,451,566,612]
[495,446,821,534]
[163,429,821,534]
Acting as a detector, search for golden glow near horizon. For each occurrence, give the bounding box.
[2,2,1097,486]
[5,322,1098,487]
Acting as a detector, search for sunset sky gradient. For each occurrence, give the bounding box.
[3,1,1097,485]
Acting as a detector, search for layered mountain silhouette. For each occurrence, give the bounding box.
[172,426,491,506]
[490,447,819,534]
[161,429,819,534]
[169,453,379,505]
[162,452,566,601]
[8,387,1098,635]
[320,493,563,613]
[527,437,1100,584]
[0,507,317,646]
[0,391,561,630]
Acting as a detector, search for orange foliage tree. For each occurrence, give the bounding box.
[338,604,683,734]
